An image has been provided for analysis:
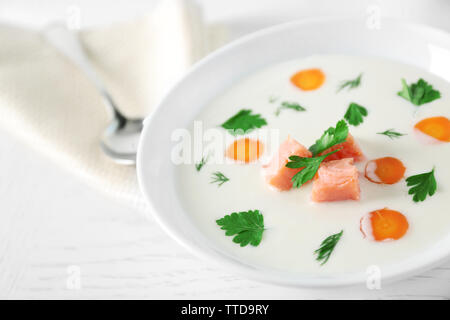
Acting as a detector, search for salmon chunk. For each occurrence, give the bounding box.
[263,136,312,191]
[311,158,360,202]
[319,133,364,162]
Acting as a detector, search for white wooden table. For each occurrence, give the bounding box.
[1,0,450,299]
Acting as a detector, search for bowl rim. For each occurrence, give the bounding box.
[137,16,450,288]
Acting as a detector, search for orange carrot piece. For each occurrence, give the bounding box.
[415,116,450,142]
[226,138,263,163]
[290,68,325,91]
[365,157,406,185]
[360,208,409,241]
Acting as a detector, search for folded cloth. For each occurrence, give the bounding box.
[0,0,228,212]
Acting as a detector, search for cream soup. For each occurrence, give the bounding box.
[175,55,450,274]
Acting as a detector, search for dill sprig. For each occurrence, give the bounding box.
[275,101,306,116]
[338,73,363,92]
[377,129,407,140]
[195,154,209,172]
[314,230,343,265]
[210,171,230,186]
[269,95,279,103]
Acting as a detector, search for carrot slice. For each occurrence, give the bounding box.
[226,138,264,163]
[360,208,409,241]
[290,68,325,91]
[414,116,450,142]
[365,157,406,184]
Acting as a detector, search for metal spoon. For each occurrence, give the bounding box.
[44,24,143,165]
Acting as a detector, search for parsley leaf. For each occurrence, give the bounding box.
[221,109,267,135]
[210,171,229,186]
[398,78,441,106]
[315,230,343,265]
[398,79,413,102]
[377,129,406,140]
[309,120,349,156]
[275,101,306,116]
[406,168,437,202]
[216,210,265,247]
[337,73,362,92]
[286,149,340,188]
[344,102,368,126]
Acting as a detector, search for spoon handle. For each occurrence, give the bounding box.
[43,24,125,121]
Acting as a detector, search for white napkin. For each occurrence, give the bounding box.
[0,0,228,212]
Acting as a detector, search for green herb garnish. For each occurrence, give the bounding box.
[216,210,265,247]
[292,119,349,187]
[309,120,349,156]
[221,109,267,135]
[377,129,407,140]
[275,101,306,116]
[406,168,437,202]
[338,73,362,92]
[344,102,368,126]
[398,78,441,106]
[195,154,209,172]
[210,171,229,186]
[315,230,343,265]
[269,95,279,103]
[286,149,340,188]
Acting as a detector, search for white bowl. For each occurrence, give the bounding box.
[137,18,450,287]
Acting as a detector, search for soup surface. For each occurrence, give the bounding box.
[175,55,450,274]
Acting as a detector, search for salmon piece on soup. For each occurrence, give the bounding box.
[311,158,360,202]
[263,136,312,191]
[319,133,364,162]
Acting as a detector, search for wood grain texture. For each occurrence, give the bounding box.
[0,129,449,300]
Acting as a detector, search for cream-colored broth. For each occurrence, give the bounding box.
[176,55,450,274]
